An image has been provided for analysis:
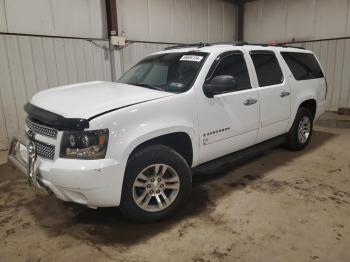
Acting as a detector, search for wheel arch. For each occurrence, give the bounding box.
[288,96,318,130]
[299,99,317,120]
[125,129,196,167]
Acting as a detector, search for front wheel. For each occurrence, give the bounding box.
[120,145,192,223]
[285,107,313,151]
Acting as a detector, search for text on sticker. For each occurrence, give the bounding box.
[180,55,204,62]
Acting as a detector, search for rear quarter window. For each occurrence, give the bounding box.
[281,52,324,80]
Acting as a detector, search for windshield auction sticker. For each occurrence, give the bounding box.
[180,55,204,62]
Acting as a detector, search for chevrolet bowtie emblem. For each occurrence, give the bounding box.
[26,129,35,139]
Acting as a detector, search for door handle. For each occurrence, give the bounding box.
[280,91,290,97]
[243,98,258,106]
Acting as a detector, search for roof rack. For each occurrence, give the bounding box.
[164,42,211,50]
[209,41,248,46]
[163,41,305,51]
[233,42,305,49]
[232,41,249,46]
[277,44,305,50]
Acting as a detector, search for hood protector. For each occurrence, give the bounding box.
[26,81,173,130]
[25,97,163,131]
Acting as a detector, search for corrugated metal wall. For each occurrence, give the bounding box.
[289,39,350,111]
[0,34,112,150]
[244,0,350,43]
[117,0,237,43]
[0,34,171,150]
[0,0,107,39]
[1,0,236,43]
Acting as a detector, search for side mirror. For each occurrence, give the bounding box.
[203,75,237,98]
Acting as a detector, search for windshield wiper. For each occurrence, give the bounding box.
[137,83,165,91]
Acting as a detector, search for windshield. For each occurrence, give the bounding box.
[118,52,208,93]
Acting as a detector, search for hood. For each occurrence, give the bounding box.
[30,81,173,119]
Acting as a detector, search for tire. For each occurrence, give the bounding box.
[285,107,313,151]
[120,144,192,223]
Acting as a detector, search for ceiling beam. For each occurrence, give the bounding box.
[231,0,258,41]
[105,0,118,37]
[237,2,244,41]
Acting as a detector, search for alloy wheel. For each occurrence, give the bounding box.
[298,116,311,144]
[132,164,180,212]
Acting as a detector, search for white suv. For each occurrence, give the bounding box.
[8,43,327,222]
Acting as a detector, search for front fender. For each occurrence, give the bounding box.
[89,93,199,169]
[123,126,197,166]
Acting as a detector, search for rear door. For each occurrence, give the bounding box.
[248,50,291,143]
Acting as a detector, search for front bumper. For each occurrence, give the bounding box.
[8,133,49,196]
[8,133,125,207]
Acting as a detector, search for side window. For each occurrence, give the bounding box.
[281,52,324,80]
[209,53,251,91]
[250,51,284,87]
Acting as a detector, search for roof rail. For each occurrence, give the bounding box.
[237,42,305,49]
[277,44,305,50]
[163,42,305,51]
[209,41,248,46]
[164,42,211,50]
[232,41,249,46]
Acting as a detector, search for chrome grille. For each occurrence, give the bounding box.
[34,140,55,160]
[26,118,58,139]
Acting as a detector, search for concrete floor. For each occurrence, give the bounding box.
[0,150,7,165]
[0,125,349,262]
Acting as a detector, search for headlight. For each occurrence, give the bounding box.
[60,129,109,159]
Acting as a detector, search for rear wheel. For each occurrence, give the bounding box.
[285,107,313,150]
[120,145,192,222]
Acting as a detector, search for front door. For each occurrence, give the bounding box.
[197,51,260,164]
[247,50,291,143]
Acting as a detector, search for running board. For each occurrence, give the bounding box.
[193,135,286,173]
